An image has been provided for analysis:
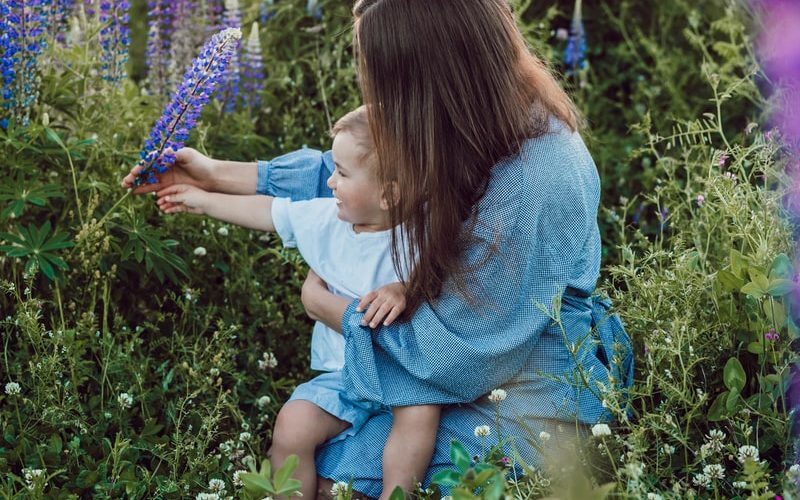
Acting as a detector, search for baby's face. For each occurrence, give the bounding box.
[327,132,386,228]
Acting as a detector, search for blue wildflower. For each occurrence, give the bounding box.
[135,28,242,186]
[145,0,175,97]
[216,0,242,113]
[241,22,264,111]
[98,0,130,84]
[306,0,321,20]
[1,0,53,128]
[564,0,586,76]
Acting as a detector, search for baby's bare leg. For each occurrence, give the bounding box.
[380,405,441,500]
[269,400,351,499]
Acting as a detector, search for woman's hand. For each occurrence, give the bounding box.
[301,270,350,332]
[121,147,218,194]
[155,184,213,214]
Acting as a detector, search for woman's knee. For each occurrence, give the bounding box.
[272,401,322,452]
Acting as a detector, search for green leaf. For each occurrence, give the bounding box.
[258,458,270,475]
[240,473,274,494]
[273,454,298,489]
[763,300,786,328]
[717,270,744,292]
[707,391,729,421]
[38,257,55,280]
[747,341,763,354]
[389,486,405,500]
[275,479,303,496]
[769,254,793,280]
[748,268,770,292]
[451,487,476,500]
[767,279,794,297]
[44,127,66,149]
[483,474,505,500]
[731,249,747,278]
[594,482,617,499]
[726,387,740,411]
[449,440,471,473]
[740,282,765,299]
[431,469,461,486]
[723,357,746,391]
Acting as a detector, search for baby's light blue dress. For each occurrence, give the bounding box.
[257,119,633,497]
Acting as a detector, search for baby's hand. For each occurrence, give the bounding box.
[156,184,211,214]
[357,282,406,328]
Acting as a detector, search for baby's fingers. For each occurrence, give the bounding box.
[356,291,377,313]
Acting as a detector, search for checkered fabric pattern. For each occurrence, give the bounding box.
[257,119,632,497]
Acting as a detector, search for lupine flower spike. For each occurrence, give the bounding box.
[98,0,131,84]
[216,0,242,112]
[1,0,52,129]
[169,0,197,91]
[564,0,586,77]
[241,22,264,111]
[145,0,175,97]
[134,27,242,186]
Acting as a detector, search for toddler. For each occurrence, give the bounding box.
[156,106,440,499]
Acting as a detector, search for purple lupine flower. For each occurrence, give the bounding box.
[216,0,242,113]
[134,27,242,186]
[47,0,75,44]
[145,0,175,97]
[1,0,53,129]
[201,0,223,36]
[306,0,321,20]
[241,22,264,111]
[564,0,586,76]
[260,0,276,23]
[168,0,197,91]
[98,0,130,84]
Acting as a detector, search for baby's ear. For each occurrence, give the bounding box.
[380,181,399,211]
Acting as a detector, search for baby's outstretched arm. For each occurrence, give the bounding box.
[156,184,275,232]
[356,282,406,328]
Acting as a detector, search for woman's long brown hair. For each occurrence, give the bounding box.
[353,0,580,316]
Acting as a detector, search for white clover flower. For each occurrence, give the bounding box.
[707,429,725,440]
[474,425,491,437]
[737,445,759,464]
[624,462,644,480]
[193,246,208,257]
[591,423,611,437]
[208,478,226,492]
[692,473,710,489]
[646,494,662,500]
[217,226,229,236]
[733,481,747,488]
[330,481,349,497]
[258,352,278,370]
[789,464,800,479]
[23,468,45,484]
[256,395,271,410]
[117,392,134,409]
[703,464,724,480]
[539,431,551,442]
[242,455,256,470]
[196,494,220,500]
[4,381,21,395]
[662,444,675,455]
[488,388,507,403]
[233,470,247,487]
[238,432,251,442]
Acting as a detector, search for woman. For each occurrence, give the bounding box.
[123,0,632,496]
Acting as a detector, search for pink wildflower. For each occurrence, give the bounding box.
[719,152,729,167]
[696,194,705,207]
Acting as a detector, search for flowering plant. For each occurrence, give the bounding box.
[135,27,242,186]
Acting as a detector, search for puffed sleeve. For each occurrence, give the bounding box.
[256,148,335,200]
[341,127,614,407]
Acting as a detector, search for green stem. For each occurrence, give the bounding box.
[95,190,132,229]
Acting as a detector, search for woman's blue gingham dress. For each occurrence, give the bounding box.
[257,119,633,497]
